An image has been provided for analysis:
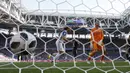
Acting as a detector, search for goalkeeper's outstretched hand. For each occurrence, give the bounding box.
[98,40,102,45]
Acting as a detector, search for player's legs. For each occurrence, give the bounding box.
[126,53,129,60]
[73,47,77,57]
[88,42,98,61]
[100,45,106,62]
[88,42,106,61]
[126,53,130,61]
[55,40,65,62]
[88,50,97,61]
[55,40,61,60]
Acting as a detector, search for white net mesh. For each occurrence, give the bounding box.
[0,0,130,73]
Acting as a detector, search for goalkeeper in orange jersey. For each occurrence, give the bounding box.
[87,23,106,63]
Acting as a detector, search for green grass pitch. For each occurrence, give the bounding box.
[0,61,129,73]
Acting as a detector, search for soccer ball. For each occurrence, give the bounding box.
[10,31,37,53]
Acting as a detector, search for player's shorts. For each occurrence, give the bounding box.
[56,40,65,52]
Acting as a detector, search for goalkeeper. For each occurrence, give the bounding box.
[87,23,106,63]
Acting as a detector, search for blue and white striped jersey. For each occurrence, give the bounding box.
[58,30,67,42]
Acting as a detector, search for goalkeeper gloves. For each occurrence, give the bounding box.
[98,40,102,45]
[90,42,93,48]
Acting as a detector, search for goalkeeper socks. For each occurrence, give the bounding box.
[88,56,91,61]
[100,55,104,61]
[88,51,96,61]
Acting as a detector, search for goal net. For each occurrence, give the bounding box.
[0,0,130,73]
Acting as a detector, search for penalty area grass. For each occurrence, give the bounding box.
[0,61,129,73]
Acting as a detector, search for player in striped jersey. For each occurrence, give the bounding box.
[55,27,70,62]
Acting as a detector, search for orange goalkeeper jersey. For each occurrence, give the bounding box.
[90,28,104,42]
